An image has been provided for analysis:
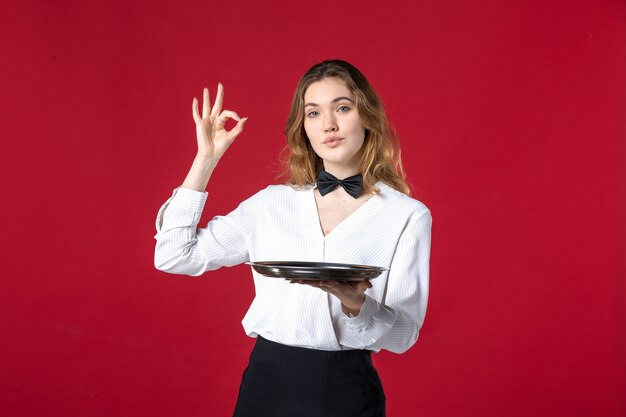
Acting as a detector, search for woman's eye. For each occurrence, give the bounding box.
[307,111,319,117]
[337,106,350,112]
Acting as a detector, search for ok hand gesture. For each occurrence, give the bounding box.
[192,83,247,161]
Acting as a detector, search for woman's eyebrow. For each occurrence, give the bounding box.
[304,96,355,107]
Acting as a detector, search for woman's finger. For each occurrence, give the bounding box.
[218,110,241,123]
[355,280,372,293]
[192,97,201,123]
[317,281,339,294]
[320,280,370,295]
[211,83,224,117]
[226,117,248,140]
[202,88,211,119]
[291,279,321,289]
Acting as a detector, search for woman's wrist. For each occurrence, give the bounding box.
[181,155,219,192]
[343,294,366,317]
[193,153,220,167]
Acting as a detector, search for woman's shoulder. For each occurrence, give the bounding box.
[242,183,313,206]
[262,183,315,195]
[376,182,430,216]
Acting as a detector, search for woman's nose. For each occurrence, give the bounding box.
[323,114,338,132]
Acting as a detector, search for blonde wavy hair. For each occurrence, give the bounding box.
[279,60,411,196]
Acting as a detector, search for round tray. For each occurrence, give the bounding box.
[246,261,388,281]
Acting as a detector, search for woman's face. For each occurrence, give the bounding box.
[303,77,366,177]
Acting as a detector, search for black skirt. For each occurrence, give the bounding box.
[233,336,385,417]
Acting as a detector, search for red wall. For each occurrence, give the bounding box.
[1,1,624,416]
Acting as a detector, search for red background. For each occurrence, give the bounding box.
[1,1,624,416]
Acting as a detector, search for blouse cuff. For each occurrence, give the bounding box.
[168,187,208,212]
[337,295,397,349]
[343,295,377,329]
[155,187,208,232]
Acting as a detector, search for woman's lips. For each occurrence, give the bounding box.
[323,137,342,147]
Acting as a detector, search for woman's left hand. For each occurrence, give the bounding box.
[290,279,372,316]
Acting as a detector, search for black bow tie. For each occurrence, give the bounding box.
[316,170,363,198]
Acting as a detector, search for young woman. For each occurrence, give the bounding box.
[154,60,432,417]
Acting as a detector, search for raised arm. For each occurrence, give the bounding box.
[154,84,253,275]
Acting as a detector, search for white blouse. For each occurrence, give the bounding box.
[154,182,432,353]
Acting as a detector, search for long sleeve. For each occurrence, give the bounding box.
[154,187,265,276]
[334,208,432,353]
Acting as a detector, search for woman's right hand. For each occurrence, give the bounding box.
[192,83,248,161]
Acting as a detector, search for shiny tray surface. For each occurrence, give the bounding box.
[246,261,388,281]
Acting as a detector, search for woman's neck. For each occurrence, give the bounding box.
[322,164,360,179]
